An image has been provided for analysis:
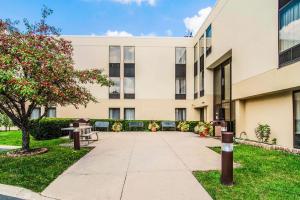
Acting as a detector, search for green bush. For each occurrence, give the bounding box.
[29,118,202,140]
[30,118,74,140]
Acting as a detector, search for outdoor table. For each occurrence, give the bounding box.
[61,126,93,139]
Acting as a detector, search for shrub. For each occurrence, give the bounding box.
[30,118,74,140]
[112,121,122,132]
[255,123,271,143]
[148,121,160,132]
[194,121,213,137]
[177,121,190,132]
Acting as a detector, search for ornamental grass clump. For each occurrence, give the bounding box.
[112,121,122,132]
[177,121,190,132]
[148,121,160,132]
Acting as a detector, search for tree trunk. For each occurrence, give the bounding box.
[21,128,30,151]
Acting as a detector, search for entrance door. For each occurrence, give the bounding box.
[213,58,235,131]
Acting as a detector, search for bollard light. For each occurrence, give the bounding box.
[73,129,80,150]
[221,131,234,186]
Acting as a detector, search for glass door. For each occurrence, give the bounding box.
[213,58,235,131]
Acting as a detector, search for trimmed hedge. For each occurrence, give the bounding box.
[30,118,74,140]
[30,118,200,140]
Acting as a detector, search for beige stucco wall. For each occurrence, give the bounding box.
[236,92,294,148]
[54,0,300,148]
[58,36,198,120]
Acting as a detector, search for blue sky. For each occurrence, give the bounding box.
[0,0,216,37]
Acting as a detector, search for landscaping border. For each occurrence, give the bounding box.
[235,138,300,155]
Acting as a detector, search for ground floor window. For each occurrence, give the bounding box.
[109,108,120,120]
[31,107,41,119]
[124,108,135,120]
[294,91,300,148]
[175,108,186,121]
[47,107,57,118]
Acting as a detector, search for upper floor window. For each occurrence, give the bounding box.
[279,0,300,66]
[194,43,199,99]
[199,35,205,97]
[109,46,121,63]
[175,47,186,100]
[124,46,135,63]
[206,25,212,56]
[176,47,186,64]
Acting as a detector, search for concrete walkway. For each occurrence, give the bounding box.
[43,132,222,200]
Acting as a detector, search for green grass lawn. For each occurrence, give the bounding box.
[194,145,300,200]
[0,130,91,192]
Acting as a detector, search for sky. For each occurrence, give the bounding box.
[0,0,216,37]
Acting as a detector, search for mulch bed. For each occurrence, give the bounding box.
[6,148,48,157]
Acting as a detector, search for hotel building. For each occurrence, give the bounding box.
[33,0,300,149]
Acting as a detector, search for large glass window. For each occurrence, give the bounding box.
[176,47,186,64]
[175,108,186,121]
[124,47,135,99]
[213,59,233,124]
[206,25,212,56]
[109,108,120,120]
[31,108,41,119]
[175,49,186,100]
[124,108,135,120]
[46,107,56,118]
[294,91,300,148]
[109,77,120,96]
[279,0,300,65]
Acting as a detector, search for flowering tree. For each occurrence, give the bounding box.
[0,7,111,152]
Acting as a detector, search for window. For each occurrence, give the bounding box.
[31,108,41,119]
[124,47,135,99]
[175,108,186,121]
[176,78,186,94]
[176,47,186,64]
[213,59,233,122]
[124,108,135,120]
[109,108,120,120]
[109,46,121,63]
[175,48,186,100]
[279,0,300,66]
[109,46,121,99]
[200,108,205,122]
[124,46,135,63]
[206,25,212,56]
[199,35,205,97]
[47,107,56,118]
[194,43,199,99]
[294,91,300,148]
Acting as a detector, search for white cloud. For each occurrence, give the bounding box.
[165,29,173,36]
[184,7,212,36]
[140,32,156,37]
[105,30,133,37]
[113,0,156,6]
[82,0,157,6]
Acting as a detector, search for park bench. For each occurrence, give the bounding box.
[94,121,110,131]
[161,121,176,131]
[128,122,144,131]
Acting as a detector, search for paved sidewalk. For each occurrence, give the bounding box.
[0,184,54,200]
[42,132,222,200]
